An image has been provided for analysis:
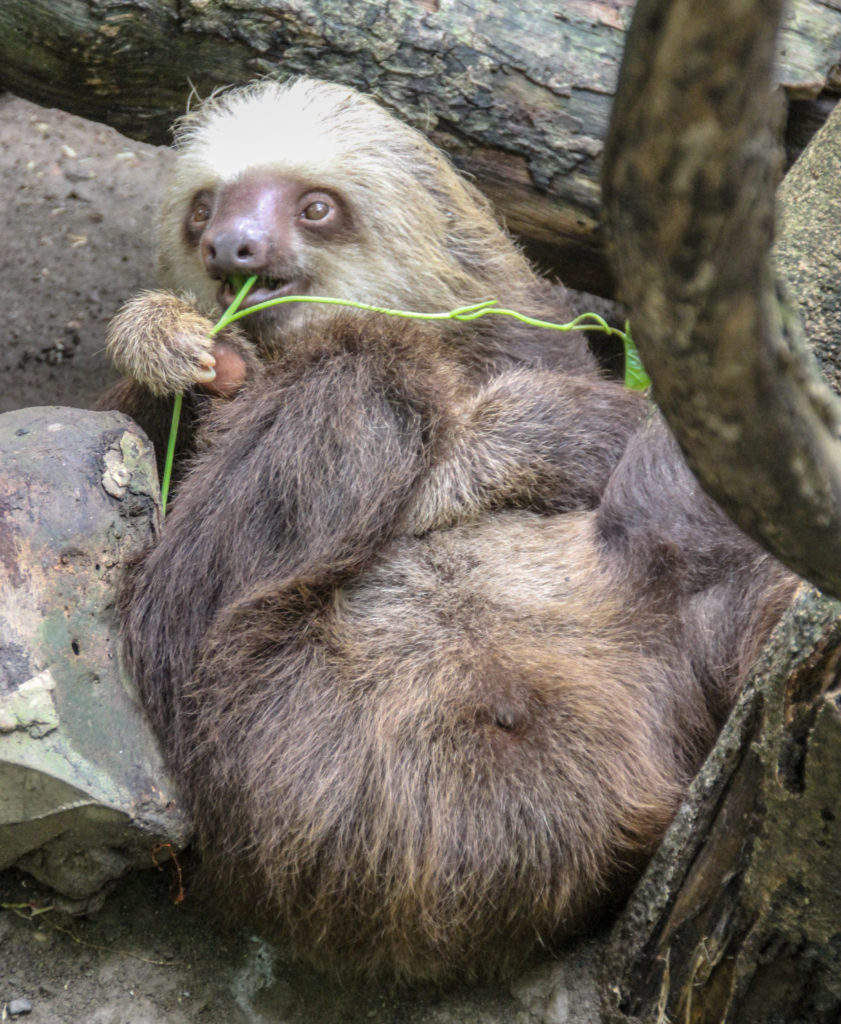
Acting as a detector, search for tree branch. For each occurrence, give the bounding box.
[602,0,841,598]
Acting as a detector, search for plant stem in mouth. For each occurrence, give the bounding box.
[212,276,258,337]
[227,275,251,295]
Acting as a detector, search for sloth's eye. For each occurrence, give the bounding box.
[184,191,215,246]
[302,200,331,221]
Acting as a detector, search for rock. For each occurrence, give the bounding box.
[0,406,190,899]
[7,998,33,1016]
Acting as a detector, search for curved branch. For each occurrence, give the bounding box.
[602,0,841,598]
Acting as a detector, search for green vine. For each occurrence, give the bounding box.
[158,283,648,515]
[159,394,181,517]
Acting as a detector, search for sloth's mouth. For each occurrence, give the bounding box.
[218,275,308,313]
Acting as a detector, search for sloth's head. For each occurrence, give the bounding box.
[157,77,537,351]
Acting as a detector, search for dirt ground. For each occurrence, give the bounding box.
[0,92,581,1024]
[0,93,169,416]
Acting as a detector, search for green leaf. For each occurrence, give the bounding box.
[621,322,651,391]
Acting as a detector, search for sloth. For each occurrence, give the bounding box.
[104,78,796,983]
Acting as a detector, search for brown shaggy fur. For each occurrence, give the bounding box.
[106,78,797,983]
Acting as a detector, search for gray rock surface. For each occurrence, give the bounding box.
[0,405,189,901]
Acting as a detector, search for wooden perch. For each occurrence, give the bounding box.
[1,0,840,295]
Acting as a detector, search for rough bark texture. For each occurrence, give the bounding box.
[776,98,841,394]
[603,0,841,600]
[1,0,840,295]
[604,586,841,1024]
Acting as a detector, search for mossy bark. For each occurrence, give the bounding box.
[0,407,190,901]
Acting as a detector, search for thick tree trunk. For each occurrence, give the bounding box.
[1,0,840,296]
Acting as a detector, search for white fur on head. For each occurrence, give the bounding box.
[156,78,538,320]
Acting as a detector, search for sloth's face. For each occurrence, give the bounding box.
[178,170,358,346]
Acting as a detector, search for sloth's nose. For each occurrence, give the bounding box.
[202,222,270,277]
